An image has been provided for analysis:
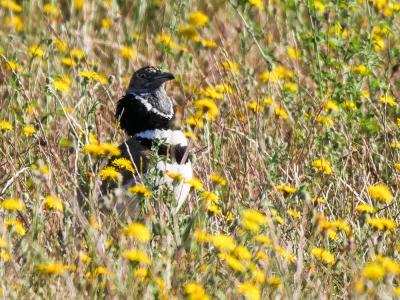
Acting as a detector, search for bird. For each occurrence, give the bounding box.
[99,66,193,216]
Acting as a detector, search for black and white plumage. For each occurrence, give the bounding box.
[101,66,192,214]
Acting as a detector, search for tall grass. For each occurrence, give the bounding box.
[1,0,400,298]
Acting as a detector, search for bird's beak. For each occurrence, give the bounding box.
[154,72,175,82]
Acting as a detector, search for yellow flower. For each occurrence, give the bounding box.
[362,263,386,281]
[237,282,260,300]
[70,49,84,59]
[100,143,121,156]
[89,132,99,145]
[311,247,335,265]
[274,107,288,119]
[156,33,176,49]
[287,209,301,218]
[79,70,108,84]
[241,209,267,231]
[250,266,266,284]
[200,191,219,203]
[367,184,393,203]
[89,215,101,230]
[259,70,278,83]
[316,115,334,126]
[374,256,400,274]
[186,114,204,128]
[351,65,369,76]
[89,134,99,146]
[1,0,22,12]
[394,162,400,170]
[200,39,217,48]
[112,157,134,173]
[373,36,385,52]
[5,15,23,32]
[0,120,13,131]
[218,253,245,272]
[53,38,68,52]
[3,60,23,72]
[61,57,77,67]
[166,172,184,181]
[211,234,236,251]
[263,97,273,106]
[199,87,224,99]
[178,25,199,41]
[0,250,10,262]
[255,251,269,261]
[0,198,25,211]
[275,184,297,194]
[0,237,7,248]
[188,11,209,27]
[283,82,298,93]
[226,212,234,222]
[37,262,68,274]
[234,245,252,261]
[207,204,221,215]
[193,228,211,242]
[215,84,234,94]
[361,89,370,100]
[122,223,151,242]
[379,95,396,106]
[343,100,357,110]
[287,47,301,60]
[330,219,351,233]
[184,282,210,300]
[80,252,92,263]
[254,234,272,245]
[247,101,264,113]
[99,166,121,182]
[43,195,63,212]
[248,0,264,9]
[120,46,137,60]
[52,75,71,93]
[5,220,25,235]
[276,65,293,79]
[133,267,148,280]
[391,141,400,149]
[93,266,108,276]
[186,177,204,191]
[314,0,325,12]
[324,100,339,112]
[29,45,45,58]
[275,246,296,263]
[267,275,282,288]
[367,218,396,231]
[43,3,60,17]
[74,0,84,9]
[356,204,376,214]
[122,249,152,265]
[128,184,152,198]
[311,159,332,175]
[83,143,104,156]
[23,125,36,137]
[101,18,111,29]
[222,60,239,74]
[209,174,227,186]
[313,197,327,204]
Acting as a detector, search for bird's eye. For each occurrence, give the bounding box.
[138,74,145,79]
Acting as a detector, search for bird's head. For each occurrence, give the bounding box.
[128,66,175,92]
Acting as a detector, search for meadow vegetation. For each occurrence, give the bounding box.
[1,0,400,298]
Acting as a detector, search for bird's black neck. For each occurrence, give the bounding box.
[116,87,174,136]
